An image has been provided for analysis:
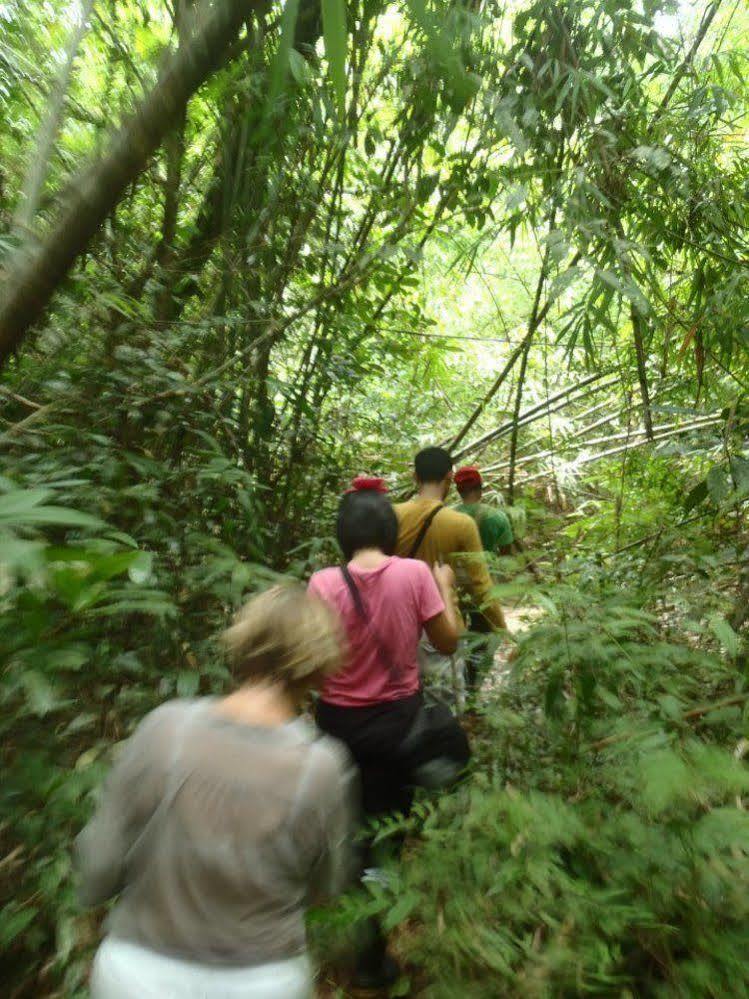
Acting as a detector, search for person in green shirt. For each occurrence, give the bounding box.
[454,466,514,555]
[454,465,514,696]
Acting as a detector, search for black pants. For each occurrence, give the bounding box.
[316,693,421,817]
[465,613,494,696]
[317,695,421,976]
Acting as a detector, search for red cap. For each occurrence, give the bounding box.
[345,475,389,494]
[454,466,482,490]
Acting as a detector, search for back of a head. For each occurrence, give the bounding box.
[336,489,398,561]
[414,446,453,484]
[223,585,342,693]
[454,465,483,501]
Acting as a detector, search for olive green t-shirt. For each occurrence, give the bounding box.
[456,502,514,554]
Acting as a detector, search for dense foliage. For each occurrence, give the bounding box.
[1,0,747,995]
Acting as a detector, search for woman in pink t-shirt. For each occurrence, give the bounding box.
[308,479,459,989]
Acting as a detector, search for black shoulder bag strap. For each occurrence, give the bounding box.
[340,566,399,679]
[407,504,444,559]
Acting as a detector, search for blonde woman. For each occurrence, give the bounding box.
[76,586,356,999]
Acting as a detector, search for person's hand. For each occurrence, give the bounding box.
[433,563,455,591]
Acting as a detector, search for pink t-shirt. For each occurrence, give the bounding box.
[308,556,445,708]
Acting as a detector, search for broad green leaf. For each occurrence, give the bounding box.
[288,48,312,87]
[0,489,53,518]
[709,614,740,657]
[21,671,60,716]
[684,479,707,512]
[707,465,731,504]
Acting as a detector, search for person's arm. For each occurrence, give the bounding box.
[74,709,165,906]
[423,562,460,654]
[300,742,359,905]
[456,517,507,631]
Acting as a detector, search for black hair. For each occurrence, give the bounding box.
[414,446,453,484]
[336,490,398,561]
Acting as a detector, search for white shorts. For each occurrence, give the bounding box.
[91,937,313,999]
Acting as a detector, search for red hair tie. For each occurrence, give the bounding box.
[345,475,389,494]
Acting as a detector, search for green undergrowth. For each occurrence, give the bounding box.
[336,566,749,998]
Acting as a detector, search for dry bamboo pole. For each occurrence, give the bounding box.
[446,250,584,453]
[479,395,625,474]
[460,375,618,472]
[567,406,623,441]
[453,370,610,462]
[484,413,722,475]
[512,377,619,437]
[566,397,614,428]
[519,415,723,484]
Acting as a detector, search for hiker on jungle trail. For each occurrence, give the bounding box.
[309,476,468,991]
[454,464,514,694]
[75,586,355,999]
[394,447,507,707]
[454,465,514,557]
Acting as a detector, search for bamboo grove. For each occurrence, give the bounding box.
[1,0,748,995]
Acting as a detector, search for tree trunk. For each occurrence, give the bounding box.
[0,0,261,367]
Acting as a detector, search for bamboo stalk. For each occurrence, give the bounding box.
[508,331,533,502]
[479,396,626,474]
[453,371,610,462]
[651,0,724,124]
[505,414,723,470]
[12,0,96,236]
[446,249,584,453]
[0,0,262,366]
[484,414,720,472]
[446,333,532,452]
[519,416,723,484]
[512,378,619,438]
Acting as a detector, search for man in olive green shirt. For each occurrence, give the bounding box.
[454,466,514,556]
[454,465,514,695]
[394,448,506,708]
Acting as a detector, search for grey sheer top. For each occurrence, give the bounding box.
[75,699,357,966]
